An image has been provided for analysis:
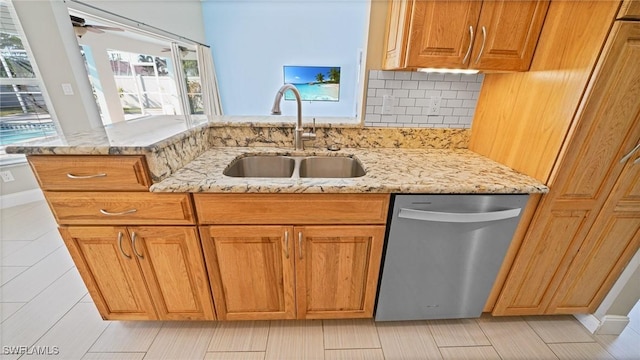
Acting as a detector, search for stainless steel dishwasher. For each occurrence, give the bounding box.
[375,194,528,321]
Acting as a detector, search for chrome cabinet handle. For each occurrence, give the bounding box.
[462,25,474,64]
[620,143,640,164]
[131,232,143,259]
[635,157,640,165]
[474,26,487,64]
[399,207,521,223]
[117,232,132,259]
[100,208,137,216]
[298,232,303,260]
[284,230,290,259]
[66,173,107,179]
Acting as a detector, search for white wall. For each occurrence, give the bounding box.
[0,163,39,197]
[202,0,368,118]
[79,0,207,44]
[593,249,640,332]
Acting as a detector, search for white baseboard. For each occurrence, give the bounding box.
[574,313,630,335]
[596,315,631,335]
[574,314,600,333]
[0,189,45,209]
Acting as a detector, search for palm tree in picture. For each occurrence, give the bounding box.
[328,68,340,83]
[315,73,325,83]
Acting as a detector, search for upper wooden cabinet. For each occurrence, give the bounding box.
[383,0,550,71]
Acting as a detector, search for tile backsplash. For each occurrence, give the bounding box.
[365,70,484,128]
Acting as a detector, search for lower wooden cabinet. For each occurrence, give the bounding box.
[60,226,215,320]
[547,157,640,313]
[200,225,386,320]
[199,225,295,320]
[296,226,385,319]
[492,21,640,315]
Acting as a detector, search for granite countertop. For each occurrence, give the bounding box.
[150,147,547,194]
[6,116,548,194]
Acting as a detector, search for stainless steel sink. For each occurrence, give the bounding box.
[223,155,295,178]
[299,156,366,178]
[223,154,366,178]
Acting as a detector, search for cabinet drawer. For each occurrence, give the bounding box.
[45,192,195,225]
[28,155,152,191]
[194,194,390,225]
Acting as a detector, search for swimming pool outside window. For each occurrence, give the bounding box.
[0,1,58,163]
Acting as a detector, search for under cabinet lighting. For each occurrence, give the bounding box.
[417,68,480,75]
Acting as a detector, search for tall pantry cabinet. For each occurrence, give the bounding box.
[471,0,640,315]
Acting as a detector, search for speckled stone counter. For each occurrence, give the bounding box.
[6,116,471,182]
[150,147,547,194]
[6,116,547,194]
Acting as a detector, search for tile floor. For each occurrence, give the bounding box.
[1,200,639,360]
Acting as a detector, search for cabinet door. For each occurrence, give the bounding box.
[383,0,411,69]
[406,1,482,68]
[130,227,215,320]
[472,0,549,71]
[200,226,295,320]
[549,159,640,313]
[493,22,640,315]
[618,0,640,20]
[295,226,385,319]
[59,226,157,320]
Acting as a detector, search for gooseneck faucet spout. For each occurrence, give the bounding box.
[271,84,315,150]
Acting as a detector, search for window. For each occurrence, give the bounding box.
[0,1,57,159]
[74,13,209,125]
[183,58,204,115]
[105,50,178,119]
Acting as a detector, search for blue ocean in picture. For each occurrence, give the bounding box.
[283,66,340,102]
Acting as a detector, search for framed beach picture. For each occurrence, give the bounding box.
[283,65,340,102]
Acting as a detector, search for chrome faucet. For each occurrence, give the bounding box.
[271,84,316,150]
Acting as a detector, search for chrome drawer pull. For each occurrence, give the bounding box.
[620,143,640,164]
[100,208,137,216]
[66,173,107,179]
[474,26,487,64]
[462,25,474,64]
[131,232,144,259]
[284,230,290,259]
[298,232,303,260]
[117,232,132,259]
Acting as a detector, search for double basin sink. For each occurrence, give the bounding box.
[223,154,366,179]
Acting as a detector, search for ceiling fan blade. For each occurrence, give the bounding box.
[91,25,124,32]
[70,15,85,26]
[85,26,104,34]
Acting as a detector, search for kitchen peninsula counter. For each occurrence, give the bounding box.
[6,116,547,194]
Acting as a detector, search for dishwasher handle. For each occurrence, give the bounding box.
[398,207,521,223]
